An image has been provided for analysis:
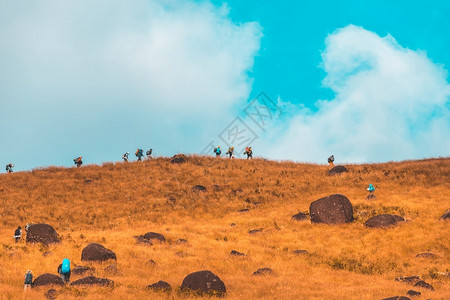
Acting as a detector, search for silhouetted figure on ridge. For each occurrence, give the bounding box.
[6,163,14,173]
[74,157,83,168]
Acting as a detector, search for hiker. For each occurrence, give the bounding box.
[74,157,83,168]
[367,184,375,194]
[57,258,71,283]
[146,149,153,159]
[6,163,14,173]
[213,146,221,158]
[13,226,22,243]
[122,152,129,162]
[244,147,253,160]
[328,155,334,166]
[135,149,144,161]
[24,270,33,291]
[226,147,235,159]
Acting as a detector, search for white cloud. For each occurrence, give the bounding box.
[0,0,262,168]
[260,25,450,163]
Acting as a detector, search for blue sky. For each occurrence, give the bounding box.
[1,0,449,171]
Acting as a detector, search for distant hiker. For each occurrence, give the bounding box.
[328,155,334,166]
[146,149,153,159]
[6,163,14,173]
[367,184,375,194]
[135,149,144,161]
[244,147,253,160]
[13,226,22,243]
[74,157,83,168]
[122,152,129,162]
[213,146,221,158]
[57,258,71,283]
[24,270,33,291]
[226,147,235,159]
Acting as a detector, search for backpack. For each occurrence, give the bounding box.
[135,149,139,156]
[61,258,70,273]
[25,273,33,284]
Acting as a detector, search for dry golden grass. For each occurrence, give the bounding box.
[0,156,449,299]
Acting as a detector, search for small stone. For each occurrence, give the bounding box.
[292,249,309,255]
[395,276,420,283]
[249,228,263,234]
[44,288,58,299]
[292,212,307,221]
[253,268,273,276]
[192,185,207,192]
[416,252,438,259]
[230,250,245,256]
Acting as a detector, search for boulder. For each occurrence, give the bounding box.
[192,185,207,192]
[72,265,95,276]
[413,280,434,290]
[26,224,60,244]
[292,212,307,221]
[328,165,348,175]
[309,194,353,225]
[143,232,166,242]
[253,268,273,276]
[70,276,114,287]
[134,235,153,246]
[171,154,187,164]
[81,243,116,262]
[364,214,404,228]
[180,270,226,297]
[406,290,421,297]
[147,280,172,292]
[33,273,64,287]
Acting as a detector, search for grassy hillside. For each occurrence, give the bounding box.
[0,156,449,299]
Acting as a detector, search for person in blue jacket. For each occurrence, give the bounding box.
[214,146,221,158]
[367,184,375,194]
[57,258,71,283]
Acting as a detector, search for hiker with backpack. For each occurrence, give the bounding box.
[57,258,71,283]
[328,155,334,166]
[6,163,14,173]
[74,157,83,168]
[122,152,129,162]
[367,184,375,194]
[135,149,144,161]
[226,147,234,159]
[24,270,33,291]
[13,226,22,243]
[146,149,153,159]
[244,147,253,160]
[213,146,221,158]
